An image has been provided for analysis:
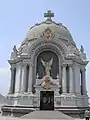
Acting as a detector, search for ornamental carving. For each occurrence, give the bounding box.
[41,75,52,89]
[28,40,67,59]
[43,28,53,40]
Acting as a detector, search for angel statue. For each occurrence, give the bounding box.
[13,45,18,53]
[80,45,84,53]
[41,58,53,76]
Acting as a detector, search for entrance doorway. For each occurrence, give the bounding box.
[40,91,54,110]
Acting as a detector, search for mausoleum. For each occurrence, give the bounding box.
[2,10,89,117]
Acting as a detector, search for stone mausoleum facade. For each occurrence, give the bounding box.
[2,10,89,117]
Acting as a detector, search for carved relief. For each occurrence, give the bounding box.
[43,28,53,40]
[41,75,52,89]
[41,58,53,76]
[28,40,67,60]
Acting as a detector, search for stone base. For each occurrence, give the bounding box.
[2,92,89,118]
[6,93,36,107]
[59,93,89,107]
[1,105,36,117]
[1,105,90,118]
[6,92,89,108]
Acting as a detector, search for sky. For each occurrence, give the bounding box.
[0,0,90,97]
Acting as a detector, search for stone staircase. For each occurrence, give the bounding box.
[21,110,74,119]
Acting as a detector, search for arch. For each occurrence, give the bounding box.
[27,38,68,60]
[29,41,65,89]
[32,43,63,62]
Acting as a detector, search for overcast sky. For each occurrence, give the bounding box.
[0,0,90,97]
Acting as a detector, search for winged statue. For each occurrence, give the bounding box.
[41,58,53,76]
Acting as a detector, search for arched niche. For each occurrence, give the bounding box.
[31,43,63,89]
[36,51,59,79]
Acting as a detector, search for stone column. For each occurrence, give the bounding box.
[15,65,21,93]
[74,64,81,94]
[28,64,33,93]
[19,65,22,92]
[9,67,15,94]
[81,68,87,95]
[62,65,67,93]
[69,65,74,93]
[20,65,27,92]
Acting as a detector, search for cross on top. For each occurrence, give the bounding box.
[44,10,54,20]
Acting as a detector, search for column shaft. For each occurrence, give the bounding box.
[28,64,33,93]
[20,65,27,92]
[15,66,21,93]
[62,65,67,93]
[9,68,15,94]
[81,69,86,95]
[74,65,81,94]
[69,66,74,93]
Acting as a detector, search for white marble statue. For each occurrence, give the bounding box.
[41,58,53,76]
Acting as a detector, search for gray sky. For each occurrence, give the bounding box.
[0,0,90,96]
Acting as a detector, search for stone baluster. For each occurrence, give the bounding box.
[36,73,39,80]
[62,65,67,93]
[56,73,59,79]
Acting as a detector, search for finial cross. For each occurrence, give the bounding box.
[44,10,54,20]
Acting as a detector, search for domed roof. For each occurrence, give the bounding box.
[21,10,75,46]
[10,11,88,63]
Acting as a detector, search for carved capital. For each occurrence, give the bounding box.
[81,68,86,72]
[10,67,14,71]
[68,64,73,68]
[62,64,67,67]
[10,66,16,71]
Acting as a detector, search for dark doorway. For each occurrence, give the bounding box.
[40,91,54,110]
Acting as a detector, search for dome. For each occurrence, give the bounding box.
[21,10,76,46]
[11,10,88,63]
